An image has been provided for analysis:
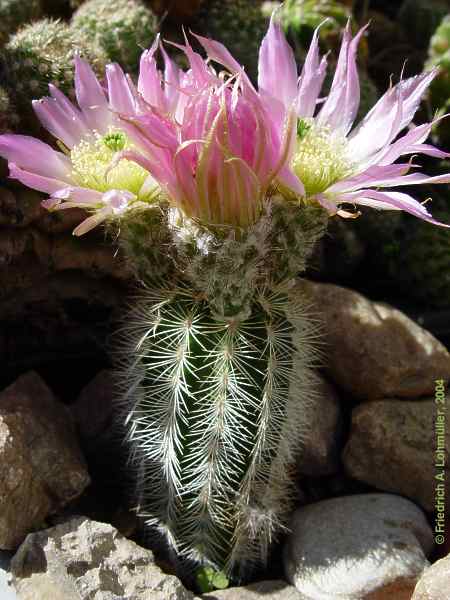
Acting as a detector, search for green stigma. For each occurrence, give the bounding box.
[70,129,155,199]
[292,120,354,197]
[297,118,312,139]
[103,131,126,152]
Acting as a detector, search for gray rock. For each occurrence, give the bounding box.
[0,552,16,600]
[284,493,433,599]
[11,516,197,600]
[343,398,450,511]
[297,376,342,476]
[412,553,450,599]
[0,372,90,550]
[203,580,306,599]
[297,281,450,399]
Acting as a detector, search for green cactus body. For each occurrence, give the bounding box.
[120,285,318,578]
[0,0,43,47]
[262,0,351,61]
[117,200,327,581]
[426,15,450,145]
[2,19,106,119]
[71,0,159,75]
[193,0,268,82]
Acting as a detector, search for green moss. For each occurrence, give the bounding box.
[71,0,159,74]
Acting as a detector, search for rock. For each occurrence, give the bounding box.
[343,398,450,511]
[297,376,343,476]
[0,372,90,549]
[0,552,16,600]
[203,580,306,599]
[412,553,450,599]
[284,493,433,600]
[10,516,198,600]
[298,280,450,399]
[71,369,115,442]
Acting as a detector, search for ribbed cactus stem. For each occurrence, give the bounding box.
[118,282,320,578]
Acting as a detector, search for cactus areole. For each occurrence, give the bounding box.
[1,10,450,589]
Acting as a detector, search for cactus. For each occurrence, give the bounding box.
[398,0,449,49]
[1,19,106,117]
[262,0,351,54]
[365,209,450,309]
[114,200,326,582]
[0,0,43,47]
[426,15,450,145]
[193,0,268,82]
[71,0,159,75]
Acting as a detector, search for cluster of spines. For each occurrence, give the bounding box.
[116,283,322,579]
[70,0,159,75]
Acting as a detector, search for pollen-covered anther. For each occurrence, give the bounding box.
[70,130,148,196]
[293,119,354,197]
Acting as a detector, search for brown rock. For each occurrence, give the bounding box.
[343,398,450,511]
[0,372,90,549]
[0,187,43,227]
[71,369,115,442]
[297,376,343,476]
[298,280,450,399]
[412,553,450,599]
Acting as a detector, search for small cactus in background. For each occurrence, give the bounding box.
[193,0,268,81]
[1,19,105,119]
[262,0,351,55]
[71,0,159,75]
[426,15,450,145]
[390,211,450,308]
[0,0,43,47]
[398,0,449,49]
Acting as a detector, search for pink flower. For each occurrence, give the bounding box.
[248,15,450,227]
[112,34,302,228]
[0,56,157,235]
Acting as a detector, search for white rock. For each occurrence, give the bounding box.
[284,493,433,599]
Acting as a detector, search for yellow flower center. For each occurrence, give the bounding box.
[70,130,151,198]
[293,119,354,197]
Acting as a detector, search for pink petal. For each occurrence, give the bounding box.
[318,23,367,134]
[106,63,137,116]
[73,207,112,236]
[341,188,450,227]
[8,163,71,194]
[138,37,166,110]
[51,186,103,203]
[296,27,327,118]
[348,71,436,163]
[193,32,254,92]
[258,12,298,110]
[32,95,88,149]
[0,134,72,180]
[74,54,110,132]
[162,47,182,111]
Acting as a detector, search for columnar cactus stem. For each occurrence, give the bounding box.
[118,283,320,578]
